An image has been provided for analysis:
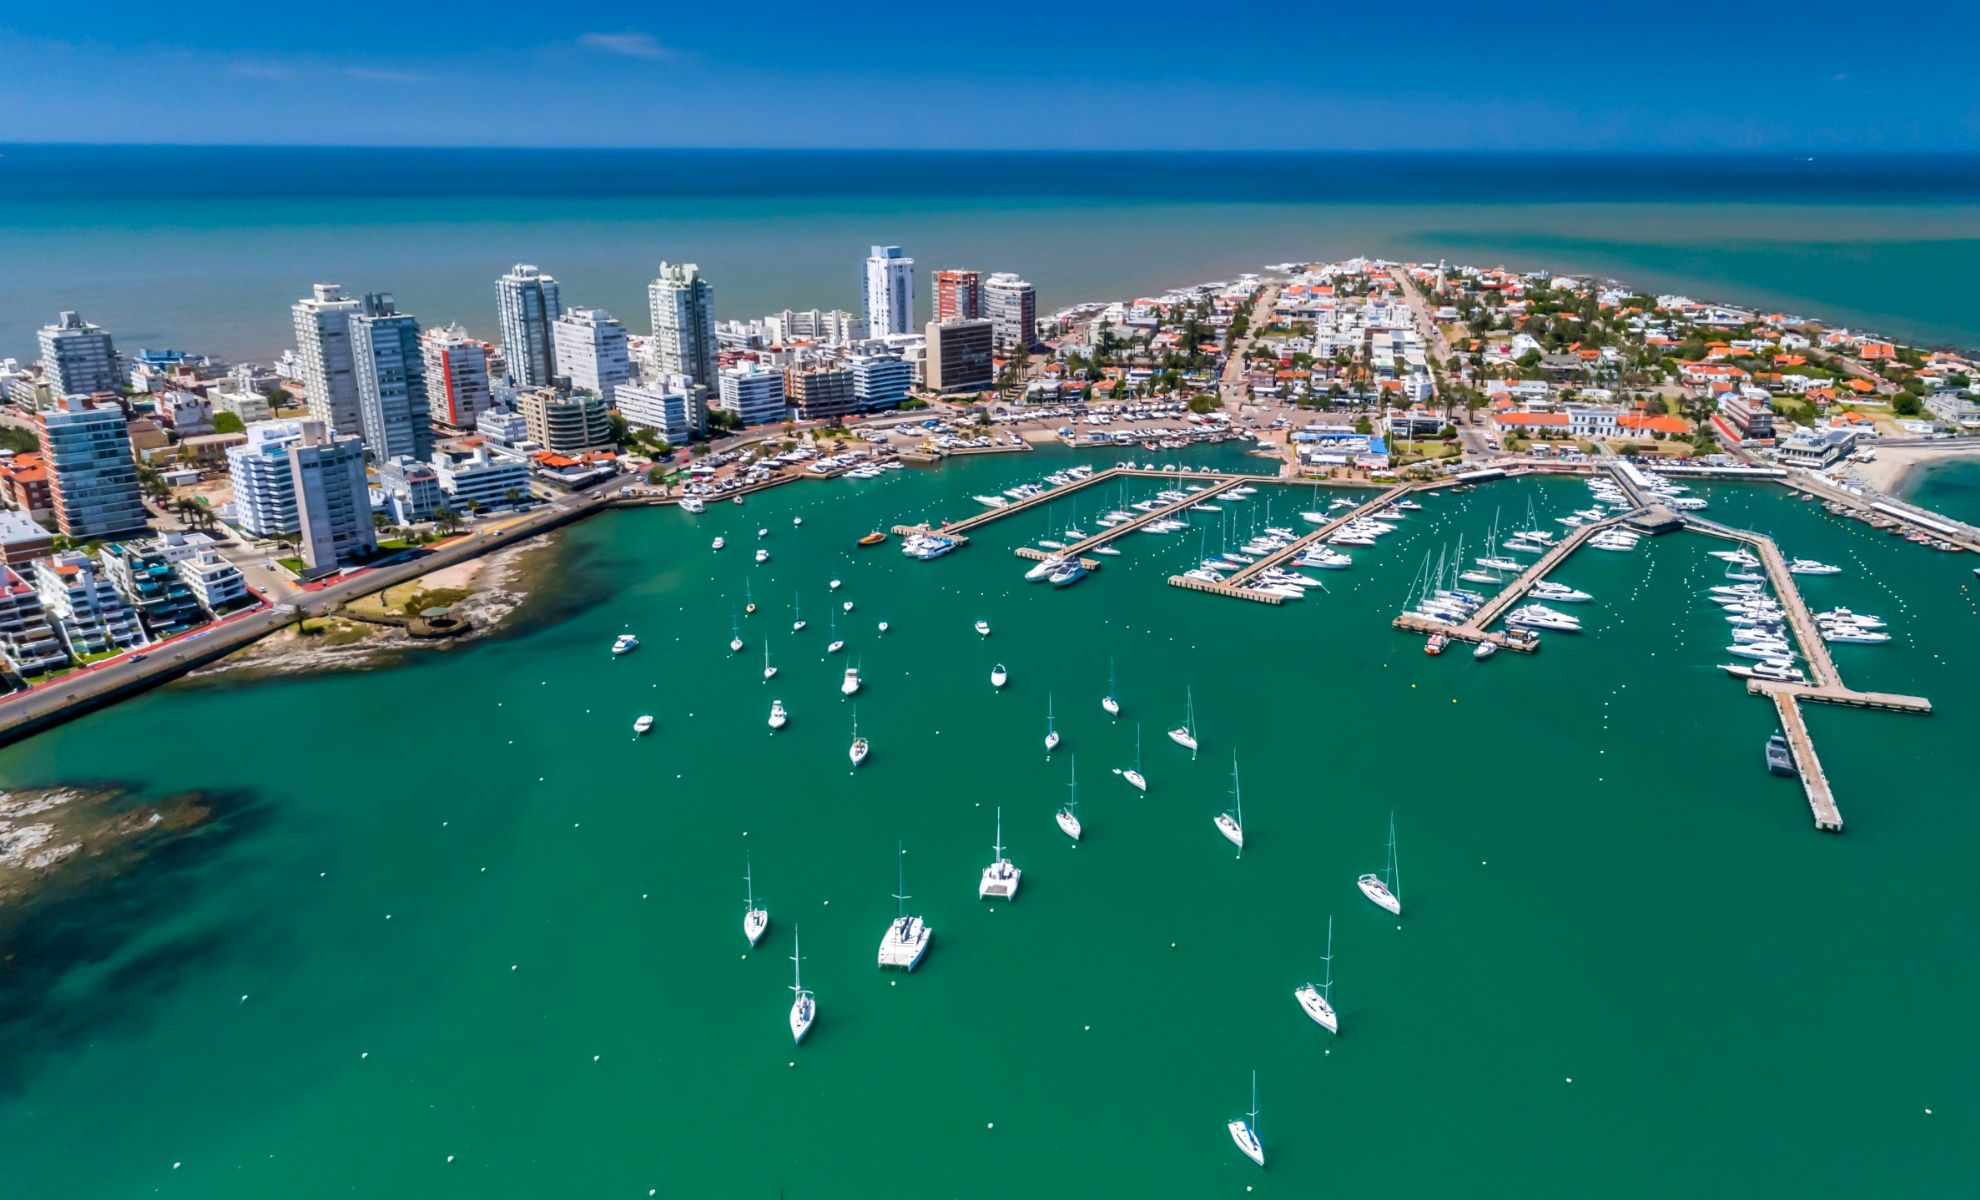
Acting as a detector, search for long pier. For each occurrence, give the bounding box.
[1166,484,1412,603]
[1681,516,1842,690]
[1461,513,1631,632]
[1758,687,1844,832]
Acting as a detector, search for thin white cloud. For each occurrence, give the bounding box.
[578,31,673,60]
[344,66,427,83]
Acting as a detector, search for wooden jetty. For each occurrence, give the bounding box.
[1757,687,1844,833]
[1681,516,1842,690]
[1460,512,1633,633]
[1013,547,1101,570]
[1167,484,1413,603]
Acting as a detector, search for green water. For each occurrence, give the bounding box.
[1901,457,1980,528]
[4,446,1978,1196]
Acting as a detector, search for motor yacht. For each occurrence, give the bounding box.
[768,700,788,731]
[1789,558,1841,575]
[841,665,861,696]
[975,619,992,636]
[755,548,770,564]
[633,714,654,735]
[711,536,725,551]
[991,663,1009,689]
[1473,640,1497,661]
[611,633,639,656]
[1531,581,1591,603]
[1025,557,1065,582]
[680,496,706,514]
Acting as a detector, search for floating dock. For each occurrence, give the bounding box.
[1167,484,1413,603]
[1758,687,1844,833]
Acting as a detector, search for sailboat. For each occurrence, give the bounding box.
[729,614,744,654]
[1357,811,1403,916]
[1214,751,1245,849]
[743,852,769,947]
[1123,723,1147,792]
[826,610,845,654]
[979,807,1020,900]
[1056,754,1082,840]
[789,925,815,1044]
[1168,686,1199,756]
[1228,1071,1265,1167]
[849,708,869,767]
[1102,657,1121,717]
[1044,694,1060,754]
[762,642,778,682]
[791,592,806,633]
[1293,916,1339,1034]
[876,842,931,970]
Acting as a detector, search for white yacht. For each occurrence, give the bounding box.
[792,516,803,527]
[829,579,841,590]
[743,854,769,947]
[877,621,889,634]
[1044,695,1060,753]
[1718,660,1805,682]
[789,926,815,1045]
[991,663,1009,689]
[633,714,654,735]
[757,527,769,538]
[1167,686,1199,755]
[849,710,869,767]
[1816,607,1884,628]
[975,619,992,636]
[768,700,788,730]
[842,662,862,696]
[1025,557,1065,582]
[1293,916,1339,1034]
[877,844,930,970]
[842,601,853,613]
[762,643,778,681]
[1506,604,1581,632]
[612,633,639,656]
[1821,624,1890,644]
[1123,723,1147,792]
[755,548,770,564]
[979,807,1021,900]
[1788,558,1841,575]
[1102,658,1121,717]
[711,536,725,551]
[1357,812,1403,916]
[680,496,706,514]
[1228,1072,1265,1168]
[1056,755,1083,841]
[1531,580,1591,603]
[1214,753,1245,850]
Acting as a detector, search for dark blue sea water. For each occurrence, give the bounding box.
[3,146,1978,360]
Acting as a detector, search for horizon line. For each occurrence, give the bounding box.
[4,142,1978,158]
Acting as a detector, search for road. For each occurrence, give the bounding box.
[1386,266,1500,458]
[1219,283,1281,407]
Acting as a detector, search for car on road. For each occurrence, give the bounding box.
[129,654,148,663]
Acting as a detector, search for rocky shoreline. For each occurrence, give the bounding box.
[1,781,215,913]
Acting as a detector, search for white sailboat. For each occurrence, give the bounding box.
[729,615,744,654]
[1056,754,1083,840]
[1044,694,1060,753]
[743,853,769,947]
[1123,723,1147,792]
[1357,812,1403,916]
[1228,1071,1264,1168]
[849,708,869,767]
[1293,916,1339,1034]
[789,925,815,1044]
[791,592,806,633]
[1214,751,1245,849]
[877,842,931,970]
[979,806,1020,900]
[762,642,777,682]
[1168,686,1199,756]
[826,610,844,654]
[1101,657,1121,717]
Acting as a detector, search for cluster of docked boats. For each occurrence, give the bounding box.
[1816,606,1890,644]
[899,533,957,560]
[971,464,1099,510]
[1022,556,1093,587]
[1708,566,1806,681]
[1180,523,1341,599]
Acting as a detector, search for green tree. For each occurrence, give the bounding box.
[212,411,246,435]
[0,426,39,454]
[435,507,463,534]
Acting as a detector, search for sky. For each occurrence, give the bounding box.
[2,3,1977,151]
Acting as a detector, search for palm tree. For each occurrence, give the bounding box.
[504,487,525,509]
[435,507,462,535]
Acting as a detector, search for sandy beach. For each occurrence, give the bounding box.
[1848,443,1980,495]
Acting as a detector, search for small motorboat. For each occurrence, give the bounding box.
[974,620,991,636]
[612,633,639,656]
[711,537,725,551]
[768,701,788,731]
[755,548,770,564]
[1473,641,1497,661]
[633,714,654,735]
[877,621,890,634]
[858,532,887,547]
[991,663,1009,689]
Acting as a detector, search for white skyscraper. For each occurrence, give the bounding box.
[496,263,562,388]
[226,421,306,536]
[350,293,433,463]
[983,273,1038,349]
[420,324,492,429]
[551,308,630,404]
[38,311,119,398]
[648,262,718,394]
[289,420,375,569]
[292,284,364,436]
[863,245,915,339]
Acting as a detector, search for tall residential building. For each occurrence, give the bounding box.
[497,263,563,387]
[984,273,1038,349]
[350,293,432,463]
[33,553,148,658]
[717,365,788,427]
[517,387,615,455]
[551,308,631,404]
[863,245,915,339]
[849,353,913,411]
[293,284,365,436]
[648,262,718,394]
[924,319,996,394]
[421,324,493,429]
[99,540,205,636]
[0,565,69,677]
[289,420,375,569]
[37,395,148,539]
[226,421,305,536]
[785,364,859,422]
[616,375,704,446]
[38,311,120,398]
[763,309,857,346]
[933,270,982,323]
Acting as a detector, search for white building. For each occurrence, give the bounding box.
[616,375,703,445]
[717,365,788,427]
[290,420,375,568]
[648,262,719,394]
[497,263,563,388]
[33,553,148,657]
[212,365,273,423]
[174,546,250,612]
[226,421,305,536]
[421,324,492,429]
[350,294,432,463]
[38,310,119,398]
[376,455,442,524]
[432,447,531,512]
[476,404,534,455]
[863,245,915,339]
[0,565,69,676]
[551,308,631,404]
[982,273,1037,349]
[292,284,364,436]
[849,353,913,411]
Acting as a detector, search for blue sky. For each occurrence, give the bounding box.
[2,3,1975,150]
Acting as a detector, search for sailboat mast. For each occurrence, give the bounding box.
[893,841,907,918]
[1322,915,1334,998]
[791,925,803,991]
[1388,811,1401,900]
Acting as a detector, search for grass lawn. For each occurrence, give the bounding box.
[276,556,306,575]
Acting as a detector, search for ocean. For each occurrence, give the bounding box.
[3,147,1980,362]
[3,445,1977,1196]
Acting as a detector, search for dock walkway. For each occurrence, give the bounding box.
[1759,688,1844,832]
[1167,484,1411,603]
[1461,513,1632,633]
[1681,516,1841,690]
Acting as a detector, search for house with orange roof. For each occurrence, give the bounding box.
[1858,342,1895,361]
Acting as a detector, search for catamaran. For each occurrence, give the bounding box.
[1168,686,1199,756]
[979,807,1020,900]
[1056,755,1083,840]
[789,926,815,1044]
[1293,916,1339,1034]
[849,709,869,767]
[877,842,930,970]
[1102,657,1121,717]
[1214,752,1245,849]
[1357,812,1403,916]
[1228,1071,1265,1168]
[768,700,788,730]
[1044,694,1060,753]
[743,853,769,947]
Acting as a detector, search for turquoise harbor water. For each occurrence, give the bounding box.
[3,149,1980,360]
[1901,457,1980,527]
[3,444,1978,1196]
